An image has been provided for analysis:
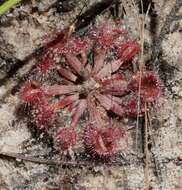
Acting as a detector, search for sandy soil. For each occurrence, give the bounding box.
[0,0,182,189]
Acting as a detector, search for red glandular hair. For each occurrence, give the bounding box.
[83,124,128,158]
[128,71,162,102]
[55,127,77,150]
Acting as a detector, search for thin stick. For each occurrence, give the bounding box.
[0,151,87,167]
[135,0,151,152]
[144,4,152,190]
[147,107,163,181]
[144,103,150,190]
[0,151,144,167]
[131,0,140,32]
[135,70,142,151]
[139,2,151,189]
[135,8,145,151]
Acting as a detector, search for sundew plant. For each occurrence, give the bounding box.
[19,21,162,159]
